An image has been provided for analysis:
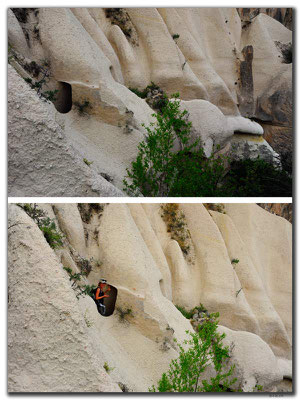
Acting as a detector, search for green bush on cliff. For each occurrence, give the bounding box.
[123,92,292,197]
[18,203,64,249]
[149,312,237,392]
[123,93,226,196]
[223,158,292,197]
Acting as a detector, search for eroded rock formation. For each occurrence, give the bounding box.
[7,8,292,196]
[8,203,292,392]
[258,203,293,223]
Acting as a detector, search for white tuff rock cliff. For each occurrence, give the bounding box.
[8,8,292,196]
[8,203,292,392]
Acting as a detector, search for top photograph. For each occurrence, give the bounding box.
[7,7,293,197]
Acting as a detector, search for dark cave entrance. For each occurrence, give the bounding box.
[100,284,118,317]
[54,81,72,113]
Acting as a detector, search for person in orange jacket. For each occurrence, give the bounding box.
[95,279,111,315]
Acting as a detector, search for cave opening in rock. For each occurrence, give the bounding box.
[54,81,72,113]
[101,284,118,317]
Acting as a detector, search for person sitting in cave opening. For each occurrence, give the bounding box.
[95,279,111,316]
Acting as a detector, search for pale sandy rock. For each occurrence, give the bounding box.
[128,204,172,300]
[7,9,30,57]
[70,8,124,85]
[177,100,265,157]
[7,64,123,197]
[8,203,292,391]
[277,358,292,379]
[52,204,86,256]
[178,99,232,156]
[258,203,292,223]
[107,24,144,88]
[241,13,291,98]
[224,204,292,358]
[8,204,121,392]
[259,12,292,43]
[63,110,146,190]
[211,209,291,359]
[8,7,291,195]
[219,326,282,391]
[226,116,264,135]
[39,8,112,86]
[158,8,240,115]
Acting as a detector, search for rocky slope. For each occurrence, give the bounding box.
[8,203,292,392]
[7,8,292,196]
[258,203,293,223]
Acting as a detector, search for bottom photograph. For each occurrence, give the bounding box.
[7,203,292,393]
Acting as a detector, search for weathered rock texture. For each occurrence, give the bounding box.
[7,7,292,195]
[258,203,292,223]
[237,8,293,30]
[7,65,123,197]
[8,203,292,392]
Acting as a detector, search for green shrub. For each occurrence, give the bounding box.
[39,217,64,249]
[23,64,59,104]
[129,82,161,100]
[176,304,208,319]
[123,91,291,197]
[18,203,63,249]
[123,92,229,197]
[81,284,97,297]
[123,93,210,196]
[176,305,194,319]
[63,267,97,299]
[129,87,147,99]
[43,89,59,102]
[172,33,180,40]
[149,312,237,392]
[224,158,292,197]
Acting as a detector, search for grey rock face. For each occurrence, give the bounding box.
[8,65,124,197]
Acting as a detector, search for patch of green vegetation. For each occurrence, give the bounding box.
[176,304,207,319]
[224,159,292,197]
[176,305,194,319]
[83,158,93,166]
[172,33,180,40]
[18,203,63,249]
[149,312,238,392]
[103,361,115,373]
[123,93,228,197]
[129,87,147,99]
[231,259,239,265]
[129,82,160,99]
[22,61,59,103]
[123,91,291,197]
[63,266,97,299]
[43,89,59,102]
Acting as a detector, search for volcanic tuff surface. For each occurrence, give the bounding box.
[8,203,292,392]
[8,8,292,196]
